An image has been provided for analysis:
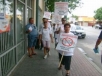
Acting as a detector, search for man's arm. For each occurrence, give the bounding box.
[25,25,31,34]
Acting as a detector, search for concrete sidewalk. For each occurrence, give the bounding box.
[8,44,102,76]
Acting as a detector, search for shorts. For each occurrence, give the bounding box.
[28,35,37,48]
[42,40,50,48]
[98,31,102,39]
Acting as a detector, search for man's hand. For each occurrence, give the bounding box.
[26,30,31,33]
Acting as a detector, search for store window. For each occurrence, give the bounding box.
[20,0,25,3]
[27,0,32,7]
[0,0,14,53]
[27,8,32,22]
[16,1,25,43]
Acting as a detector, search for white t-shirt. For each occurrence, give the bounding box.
[70,23,76,31]
[59,24,64,32]
[57,32,75,56]
[39,27,52,41]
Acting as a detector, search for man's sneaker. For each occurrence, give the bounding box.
[44,55,47,59]
[48,51,51,56]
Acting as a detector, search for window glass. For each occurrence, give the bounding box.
[27,0,32,7]
[0,0,14,53]
[27,8,32,22]
[16,1,25,43]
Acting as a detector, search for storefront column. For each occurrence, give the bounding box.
[36,0,39,29]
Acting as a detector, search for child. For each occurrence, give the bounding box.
[39,22,53,59]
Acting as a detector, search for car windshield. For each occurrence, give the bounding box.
[76,26,83,30]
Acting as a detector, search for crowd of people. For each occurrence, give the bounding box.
[25,17,77,76]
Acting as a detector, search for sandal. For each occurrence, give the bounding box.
[32,53,37,55]
[66,73,70,76]
[29,55,32,58]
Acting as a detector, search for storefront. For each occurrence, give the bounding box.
[0,0,35,76]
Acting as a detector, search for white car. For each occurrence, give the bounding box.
[94,24,100,29]
[71,26,86,39]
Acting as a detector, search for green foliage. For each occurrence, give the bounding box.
[45,0,82,13]
[94,7,102,21]
[72,14,78,20]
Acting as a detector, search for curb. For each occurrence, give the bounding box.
[78,48,102,75]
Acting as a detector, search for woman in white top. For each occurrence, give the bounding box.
[58,23,75,76]
[39,22,53,59]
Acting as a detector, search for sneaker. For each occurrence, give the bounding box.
[44,55,47,59]
[48,51,51,56]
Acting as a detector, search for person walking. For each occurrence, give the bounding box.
[57,23,75,76]
[54,23,60,48]
[38,17,52,50]
[95,31,102,63]
[39,21,53,59]
[25,18,38,58]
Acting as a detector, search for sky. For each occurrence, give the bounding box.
[71,0,102,17]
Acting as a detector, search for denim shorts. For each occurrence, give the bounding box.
[28,35,37,48]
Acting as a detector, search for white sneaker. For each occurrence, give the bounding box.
[48,51,51,56]
[44,55,47,59]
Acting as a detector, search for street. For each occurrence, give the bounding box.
[77,26,102,71]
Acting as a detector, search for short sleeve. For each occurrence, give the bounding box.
[39,28,43,34]
[98,31,102,39]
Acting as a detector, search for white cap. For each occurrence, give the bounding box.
[43,16,49,19]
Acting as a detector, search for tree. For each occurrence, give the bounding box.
[94,7,102,21]
[45,0,82,13]
[72,14,78,20]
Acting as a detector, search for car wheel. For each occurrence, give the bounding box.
[82,37,85,39]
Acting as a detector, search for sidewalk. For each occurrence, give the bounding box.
[8,44,102,76]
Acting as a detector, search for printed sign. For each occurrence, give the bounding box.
[0,19,10,33]
[55,2,68,15]
[0,13,5,19]
[52,14,61,24]
[56,33,78,52]
[43,11,51,19]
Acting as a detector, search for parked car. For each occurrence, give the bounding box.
[71,26,86,39]
[94,24,101,29]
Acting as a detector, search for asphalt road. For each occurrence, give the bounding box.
[76,26,102,71]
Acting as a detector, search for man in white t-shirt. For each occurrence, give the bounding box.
[70,21,76,32]
[54,18,66,47]
[59,18,66,33]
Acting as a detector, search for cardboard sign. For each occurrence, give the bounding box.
[55,2,68,15]
[43,11,51,19]
[52,14,61,24]
[0,19,10,33]
[56,33,78,52]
